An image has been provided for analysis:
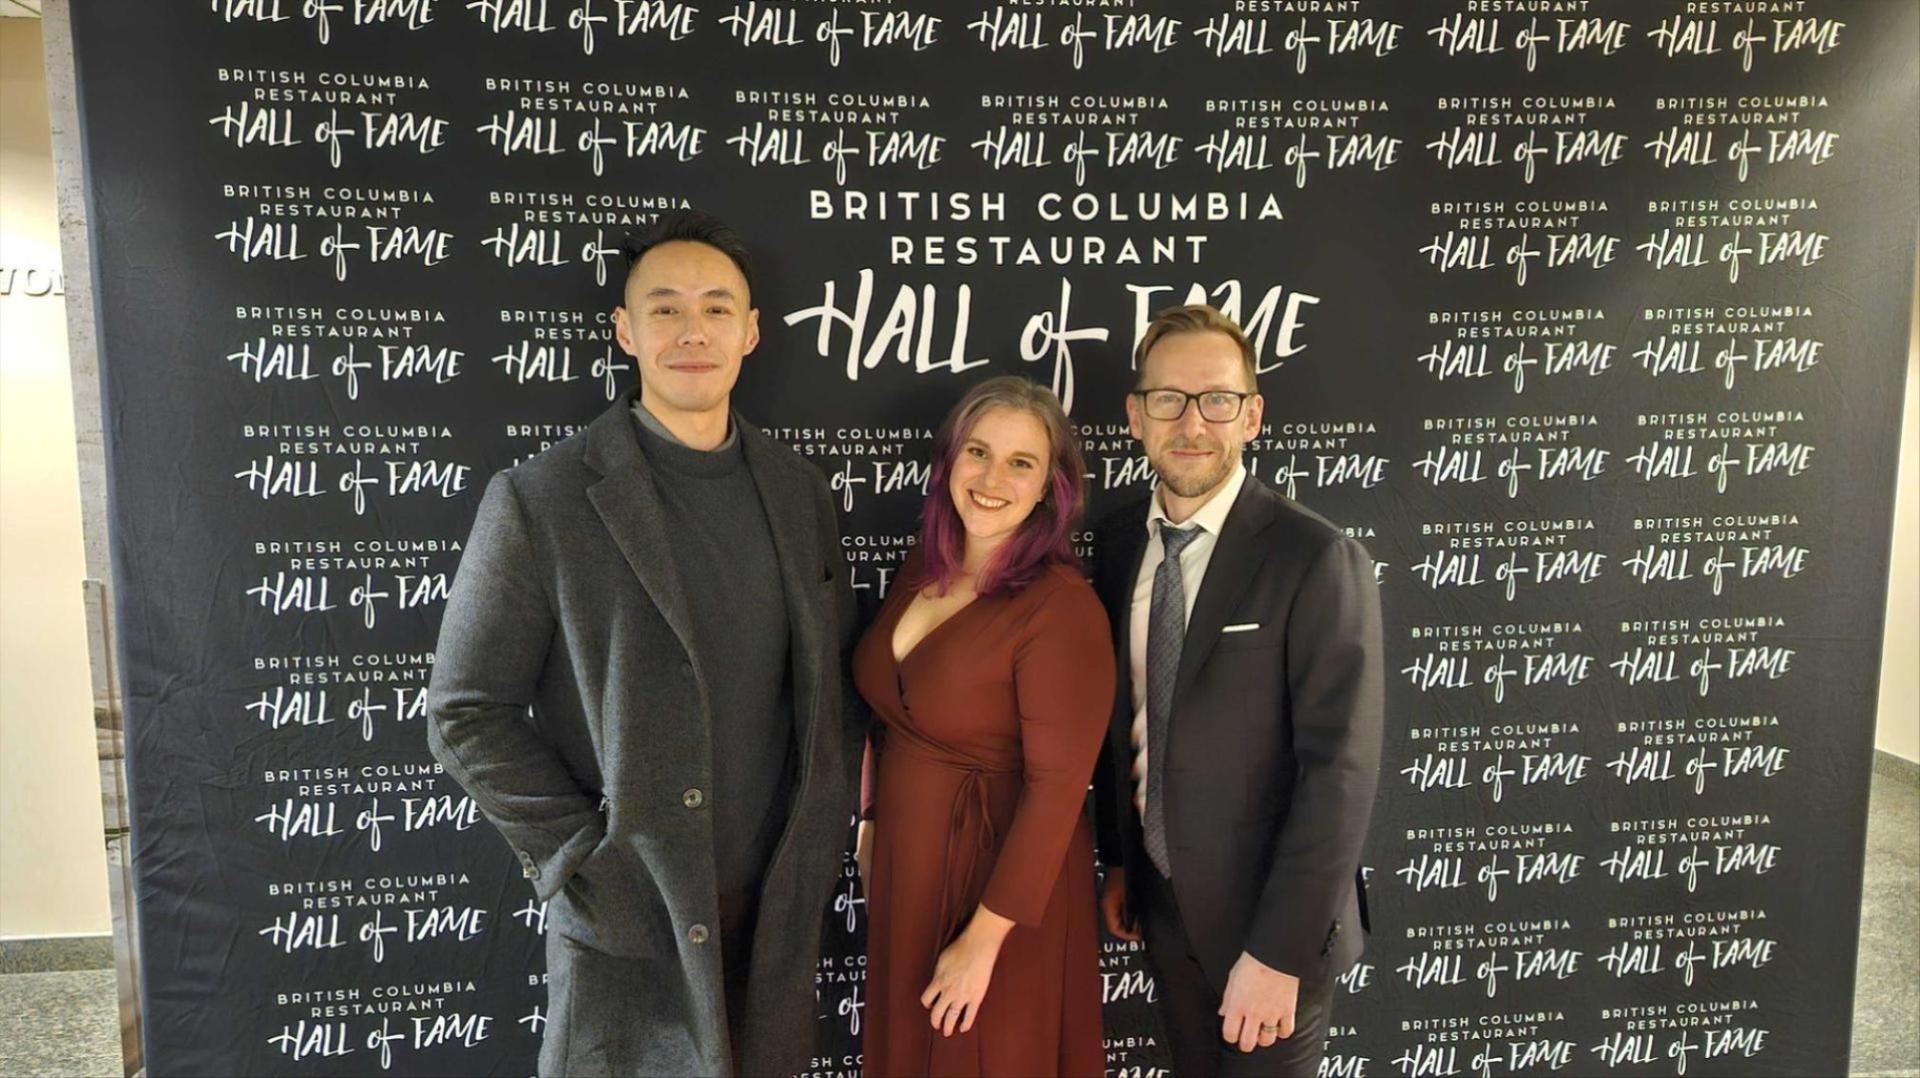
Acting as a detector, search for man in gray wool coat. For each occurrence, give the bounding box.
[426,210,865,1077]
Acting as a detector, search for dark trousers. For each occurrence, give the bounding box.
[1139,868,1334,1078]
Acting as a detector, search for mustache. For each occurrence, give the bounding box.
[1163,435,1221,452]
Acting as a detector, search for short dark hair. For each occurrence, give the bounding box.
[620,210,757,302]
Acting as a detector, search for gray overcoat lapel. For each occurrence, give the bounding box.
[579,392,825,732]
[581,397,703,672]
[739,420,824,748]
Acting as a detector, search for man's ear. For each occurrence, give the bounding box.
[1125,391,1144,443]
[613,305,638,358]
[1242,393,1265,440]
[743,306,762,356]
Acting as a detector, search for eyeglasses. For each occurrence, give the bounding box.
[1131,388,1255,423]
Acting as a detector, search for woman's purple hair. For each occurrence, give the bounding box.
[905,376,1088,599]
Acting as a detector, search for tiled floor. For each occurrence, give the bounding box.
[3,756,1916,1077]
[1854,752,1920,1078]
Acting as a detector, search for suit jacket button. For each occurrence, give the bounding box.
[688,924,710,944]
[682,788,705,809]
[680,662,693,678]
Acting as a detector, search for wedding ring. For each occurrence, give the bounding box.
[1259,1023,1281,1034]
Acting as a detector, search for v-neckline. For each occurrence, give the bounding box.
[889,588,983,667]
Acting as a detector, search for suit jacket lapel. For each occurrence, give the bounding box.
[582,389,702,669]
[1101,503,1151,665]
[1099,502,1151,770]
[1175,477,1278,700]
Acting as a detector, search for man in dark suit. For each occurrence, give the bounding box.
[426,211,863,1077]
[1092,304,1384,1077]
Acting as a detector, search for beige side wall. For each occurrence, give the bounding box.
[0,17,109,938]
[1877,272,1920,764]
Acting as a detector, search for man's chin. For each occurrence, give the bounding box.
[1157,462,1233,500]
[644,376,736,414]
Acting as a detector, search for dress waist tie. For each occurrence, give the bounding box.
[935,768,997,947]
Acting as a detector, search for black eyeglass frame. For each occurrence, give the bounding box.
[1129,388,1257,423]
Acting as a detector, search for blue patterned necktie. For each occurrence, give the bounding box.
[1143,523,1202,878]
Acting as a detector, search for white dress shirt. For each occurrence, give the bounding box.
[1127,462,1249,815]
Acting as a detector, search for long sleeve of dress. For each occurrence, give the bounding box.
[980,573,1118,926]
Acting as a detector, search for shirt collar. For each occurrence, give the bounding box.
[1146,461,1248,540]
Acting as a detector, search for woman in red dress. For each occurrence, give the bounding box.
[853,375,1115,1077]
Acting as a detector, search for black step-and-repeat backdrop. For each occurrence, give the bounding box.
[67,2,1916,1075]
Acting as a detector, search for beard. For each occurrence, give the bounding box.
[1153,436,1236,499]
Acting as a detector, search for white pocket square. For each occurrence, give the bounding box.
[1222,622,1262,633]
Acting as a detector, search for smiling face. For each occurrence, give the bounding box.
[1126,328,1263,504]
[613,239,760,421]
[947,405,1053,552]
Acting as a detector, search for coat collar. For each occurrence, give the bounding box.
[581,388,822,691]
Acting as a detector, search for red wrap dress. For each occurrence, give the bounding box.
[853,557,1116,1077]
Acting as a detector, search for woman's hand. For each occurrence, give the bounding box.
[855,820,874,892]
[920,905,1014,1036]
[1099,867,1140,940]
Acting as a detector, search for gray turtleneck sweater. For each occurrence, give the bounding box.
[631,401,795,907]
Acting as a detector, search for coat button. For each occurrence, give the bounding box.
[682,788,704,809]
[688,924,710,944]
[680,662,693,678]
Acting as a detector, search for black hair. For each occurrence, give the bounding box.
[618,209,757,302]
